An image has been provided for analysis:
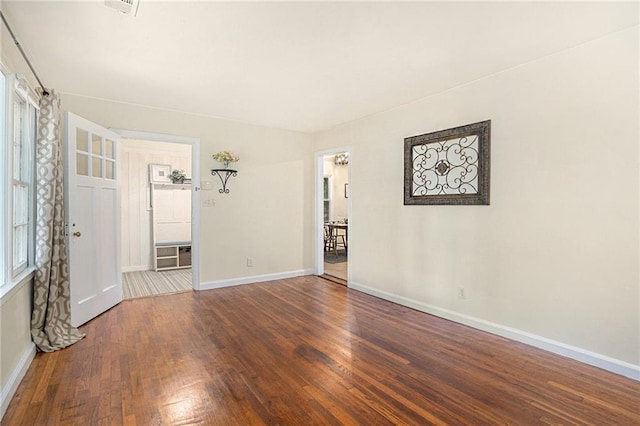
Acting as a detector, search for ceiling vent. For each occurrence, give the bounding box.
[104,0,140,16]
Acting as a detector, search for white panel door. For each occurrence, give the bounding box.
[65,112,122,327]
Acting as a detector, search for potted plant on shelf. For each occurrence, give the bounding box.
[170,169,186,184]
[212,150,240,169]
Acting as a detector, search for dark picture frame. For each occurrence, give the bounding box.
[404,120,490,205]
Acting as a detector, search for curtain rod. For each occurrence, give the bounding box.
[0,10,49,96]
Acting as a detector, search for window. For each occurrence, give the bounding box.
[323,176,330,222]
[1,74,38,289]
[0,70,5,286]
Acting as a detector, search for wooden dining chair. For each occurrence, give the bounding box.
[333,227,347,254]
[323,224,334,252]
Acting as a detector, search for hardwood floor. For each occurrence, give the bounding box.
[4,276,639,425]
[323,260,347,282]
[324,249,347,281]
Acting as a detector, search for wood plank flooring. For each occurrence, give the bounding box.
[4,276,639,425]
[323,260,347,281]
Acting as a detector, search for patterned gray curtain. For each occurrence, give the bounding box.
[31,91,85,352]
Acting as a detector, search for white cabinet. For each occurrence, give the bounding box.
[152,184,191,271]
[155,243,191,271]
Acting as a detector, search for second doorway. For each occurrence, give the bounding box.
[322,151,349,282]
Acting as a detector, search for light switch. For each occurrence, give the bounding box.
[201,180,213,190]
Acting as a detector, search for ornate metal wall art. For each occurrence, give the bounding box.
[404,120,490,205]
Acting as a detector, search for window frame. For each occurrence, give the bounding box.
[0,69,5,288]
[323,175,331,223]
[2,73,39,293]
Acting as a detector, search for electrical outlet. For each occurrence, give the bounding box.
[202,198,215,207]
[247,257,254,267]
[457,287,466,300]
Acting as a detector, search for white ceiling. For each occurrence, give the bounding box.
[1,1,637,133]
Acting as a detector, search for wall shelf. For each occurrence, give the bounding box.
[211,169,237,193]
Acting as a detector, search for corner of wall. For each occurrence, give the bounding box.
[0,342,36,421]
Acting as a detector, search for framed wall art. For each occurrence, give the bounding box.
[404,120,490,205]
[149,163,172,184]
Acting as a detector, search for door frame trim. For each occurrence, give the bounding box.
[314,146,350,282]
[111,129,201,291]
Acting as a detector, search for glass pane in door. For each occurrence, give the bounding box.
[76,153,89,176]
[105,139,114,159]
[92,133,102,155]
[76,128,88,152]
[105,160,115,179]
[92,157,102,178]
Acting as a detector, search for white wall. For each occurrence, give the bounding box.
[314,28,639,374]
[60,94,315,285]
[120,139,191,271]
[0,279,35,419]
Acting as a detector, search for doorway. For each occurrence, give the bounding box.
[114,130,200,298]
[316,148,350,283]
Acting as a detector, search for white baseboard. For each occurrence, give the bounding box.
[1,342,36,421]
[122,265,153,273]
[200,269,314,290]
[349,281,640,382]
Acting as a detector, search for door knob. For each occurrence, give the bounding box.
[73,231,82,237]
